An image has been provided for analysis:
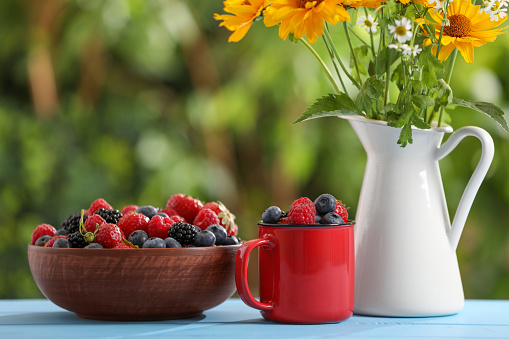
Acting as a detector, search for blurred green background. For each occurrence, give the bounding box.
[1,0,508,299]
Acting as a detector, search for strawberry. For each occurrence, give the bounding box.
[228,223,238,236]
[147,215,175,239]
[121,204,138,215]
[113,241,135,249]
[166,194,203,223]
[44,235,67,247]
[160,207,179,217]
[117,212,150,238]
[89,198,113,215]
[193,208,220,231]
[287,197,316,225]
[202,202,222,215]
[84,214,106,233]
[94,223,123,248]
[31,224,57,245]
[334,201,349,223]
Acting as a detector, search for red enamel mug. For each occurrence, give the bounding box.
[235,222,355,324]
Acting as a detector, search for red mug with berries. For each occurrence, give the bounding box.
[235,195,355,324]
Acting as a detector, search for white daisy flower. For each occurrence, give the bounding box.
[402,44,423,57]
[357,15,378,33]
[480,0,508,21]
[388,17,413,43]
[388,43,402,50]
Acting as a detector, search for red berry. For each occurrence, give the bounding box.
[31,224,57,245]
[202,202,222,215]
[228,223,238,236]
[113,242,135,249]
[169,215,185,223]
[118,213,150,238]
[334,201,349,223]
[147,215,175,239]
[44,235,67,247]
[89,198,113,215]
[166,194,203,223]
[279,217,290,224]
[287,197,316,225]
[84,214,106,233]
[193,208,221,231]
[121,204,138,215]
[95,223,123,248]
[160,207,178,217]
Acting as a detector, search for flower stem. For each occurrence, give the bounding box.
[322,34,349,95]
[436,0,452,58]
[343,21,362,83]
[323,28,361,89]
[438,48,458,127]
[299,38,342,95]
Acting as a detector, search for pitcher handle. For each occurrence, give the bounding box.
[435,126,494,251]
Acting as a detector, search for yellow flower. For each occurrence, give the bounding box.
[214,0,268,42]
[263,0,350,43]
[422,0,507,63]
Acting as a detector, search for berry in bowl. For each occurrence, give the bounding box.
[28,195,241,321]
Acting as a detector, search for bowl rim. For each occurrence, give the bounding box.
[27,243,241,253]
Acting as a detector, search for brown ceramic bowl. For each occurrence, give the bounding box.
[28,244,240,321]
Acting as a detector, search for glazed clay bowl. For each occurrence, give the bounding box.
[28,244,240,321]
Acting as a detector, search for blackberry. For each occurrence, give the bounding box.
[61,212,89,234]
[67,231,88,248]
[94,208,123,224]
[167,221,198,245]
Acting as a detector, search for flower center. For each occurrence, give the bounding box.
[395,26,408,36]
[443,14,474,38]
[491,1,501,11]
[364,20,373,27]
[298,0,322,8]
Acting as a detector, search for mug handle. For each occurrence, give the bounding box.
[235,238,273,311]
[435,126,494,251]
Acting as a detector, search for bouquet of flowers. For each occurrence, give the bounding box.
[215,0,508,146]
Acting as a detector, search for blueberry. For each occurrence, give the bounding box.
[128,230,149,247]
[315,214,322,224]
[54,229,69,236]
[135,205,158,219]
[194,230,216,247]
[224,235,240,245]
[84,243,103,249]
[262,206,282,224]
[142,237,166,248]
[164,237,182,248]
[154,212,169,218]
[53,238,71,248]
[314,194,337,215]
[35,235,51,246]
[320,212,343,224]
[205,224,227,245]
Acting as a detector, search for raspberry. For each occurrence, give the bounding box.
[84,214,106,233]
[166,194,203,223]
[287,197,316,225]
[44,235,67,247]
[121,204,138,215]
[89,198,113,215]
[117,213,149,239]
[193,208,220,231]
[95,223,123,248]
[31,224,57,245]
[334,201,349,223]
[147,215,175,239]
[169,215,185,223]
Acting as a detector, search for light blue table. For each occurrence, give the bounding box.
[1,299,508,338]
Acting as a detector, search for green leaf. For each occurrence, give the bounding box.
[411,94,435,109]
[355,76,384,117]
[398,123,413,147]
[434,79,453,109]
[451,98,509,132]
[411,113,431,130]
[419,48,445,89]
[294,93,362,123]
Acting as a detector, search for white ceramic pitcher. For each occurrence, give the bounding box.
[347,116,494,317]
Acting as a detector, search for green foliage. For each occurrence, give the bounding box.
[451,98,509,132]
[294,93,362,124]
